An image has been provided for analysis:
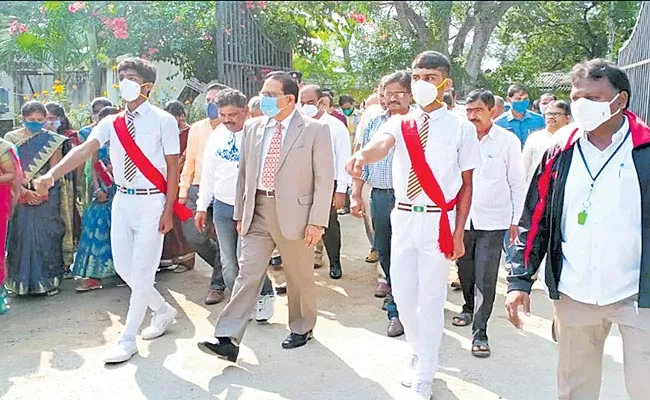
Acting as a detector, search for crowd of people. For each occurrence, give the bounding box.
[0,50,648,400]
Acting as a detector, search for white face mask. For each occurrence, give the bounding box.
[539,104,548,115]
[411,79,442,107]
[571,93,621,132]
[300,104,319,118]
[119,79,143,102]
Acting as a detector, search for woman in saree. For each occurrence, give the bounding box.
[46,102,81,252]
[0,137,22,313]
[4,101,74,296]
[159,101,195,272]
[72,106,120,292]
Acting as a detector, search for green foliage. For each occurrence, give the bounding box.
[484,1,641,95]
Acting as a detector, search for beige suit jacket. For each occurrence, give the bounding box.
[234,111,334,240]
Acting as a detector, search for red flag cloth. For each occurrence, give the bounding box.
[401,117,458,257]
[113,113,192,221]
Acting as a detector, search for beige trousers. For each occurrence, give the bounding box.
[214,196,316,342]
[554,293,650,400]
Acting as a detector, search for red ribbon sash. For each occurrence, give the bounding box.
[401,117,457,257]
[113,113,192,221]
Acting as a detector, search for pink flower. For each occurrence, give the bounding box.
[103,17,128,39]
[257,1,267,8]
[8,20,28,36]
[346,11,366,24]
[203,35,213,41]
[148,47,159,56]
[380,33,388,41]
[245,1,254,9]
[68,1,85,13]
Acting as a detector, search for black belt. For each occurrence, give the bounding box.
[256,189,275,197]
[116,185,162,196]
[396,202,441,213]
[372,188,395,194]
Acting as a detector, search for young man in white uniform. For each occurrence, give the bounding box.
[35,58,181,364]
[347,51,480,399]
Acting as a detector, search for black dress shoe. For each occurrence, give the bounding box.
[281,330,313,349]
[329,263,342,279]
[275,282,287,295]
[197,337,239,362]
[270,256,282,267]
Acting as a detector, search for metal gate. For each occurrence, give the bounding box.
[619,2,650,123]
[214,1,293,98]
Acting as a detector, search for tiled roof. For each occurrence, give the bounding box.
[534,71,571,91]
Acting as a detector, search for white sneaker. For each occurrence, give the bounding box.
[255,294,275,322]
[413,380,433,400]
[103,340,137,364]
[400,354,418,388]
[141,304,177,340]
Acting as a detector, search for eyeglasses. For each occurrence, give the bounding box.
[545,112,568,117]
[384,92,409,99]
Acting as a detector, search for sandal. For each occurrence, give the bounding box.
[452,312,473,327]
[46,288,60,297]
[471,338,491,358]
[76,278,103,292]
[173,255,195,273]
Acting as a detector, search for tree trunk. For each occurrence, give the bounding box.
[451,10,475,60]
[464,1,516,90]
[87,19,100,98]
[607,1,616,59]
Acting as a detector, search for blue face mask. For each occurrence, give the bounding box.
[260,95,284,118]
[511,99,530,114]
[24,120,45,133]
[206,102,220,120]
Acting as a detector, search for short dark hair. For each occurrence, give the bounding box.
[381,70,411,93]
[339,95,354,107]
[164,100,186,118]
[550,100,571,116]
[97,106,119,121]
[507,84,527,98]
[21,100,46,118]
[91,97,112,113]
[206,80,229,93]
[570,58,631,109]
[320,92,333,106]
[301,84,324,100]
[215,88,248,108]
[322,88,335,98]
[118,57,156,83]
[45,102,73,132]
[265,71,299,100]
[412,51,451,76]
[466,89,496,109]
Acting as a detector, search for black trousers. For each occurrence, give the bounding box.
[457,227,506,338]
[323,181,341,267]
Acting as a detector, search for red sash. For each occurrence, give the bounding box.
[401,117,458,257]
[113,113,192,221]
[93,160,114,187]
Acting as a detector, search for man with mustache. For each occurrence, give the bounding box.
[453,89,526,358]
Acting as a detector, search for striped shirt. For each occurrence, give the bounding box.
[361,111,395,189]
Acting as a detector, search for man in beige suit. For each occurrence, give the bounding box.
[198,72,334,362]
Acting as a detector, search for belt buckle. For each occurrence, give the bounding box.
[126,188,136,195]
[264,190,274,198]
[412,205,425,213]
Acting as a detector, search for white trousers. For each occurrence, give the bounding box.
[111,192,168,341]
[390,209,453,384]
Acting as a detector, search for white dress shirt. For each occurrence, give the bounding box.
[381,106,480,205]
[320,113,352,193]
[559,117,641,306]
[89,101,180,188]
[257,110,296,191]
[522,128,554,182]
[197,125,243,211]
[466,124,526,230]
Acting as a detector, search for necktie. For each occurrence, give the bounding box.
[124,110,137,182]
[406,113,430,200]
[261,122,283,190]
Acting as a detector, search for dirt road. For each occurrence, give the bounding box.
[0,216,628,399]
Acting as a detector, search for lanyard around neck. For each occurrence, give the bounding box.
[576,128,630,187]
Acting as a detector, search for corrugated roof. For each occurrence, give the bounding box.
[534,71,571,91]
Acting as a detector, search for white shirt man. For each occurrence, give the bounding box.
[455,90,526,357]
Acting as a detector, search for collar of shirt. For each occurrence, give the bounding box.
[266,109,297,132]
[507,109,534,122]
[579,116,629,151]
[415,105,448,122]
[127,100,153,117]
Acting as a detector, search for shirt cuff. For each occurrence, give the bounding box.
[196,199,209,212]
[336,182,348,193]
[179,185,189,199]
